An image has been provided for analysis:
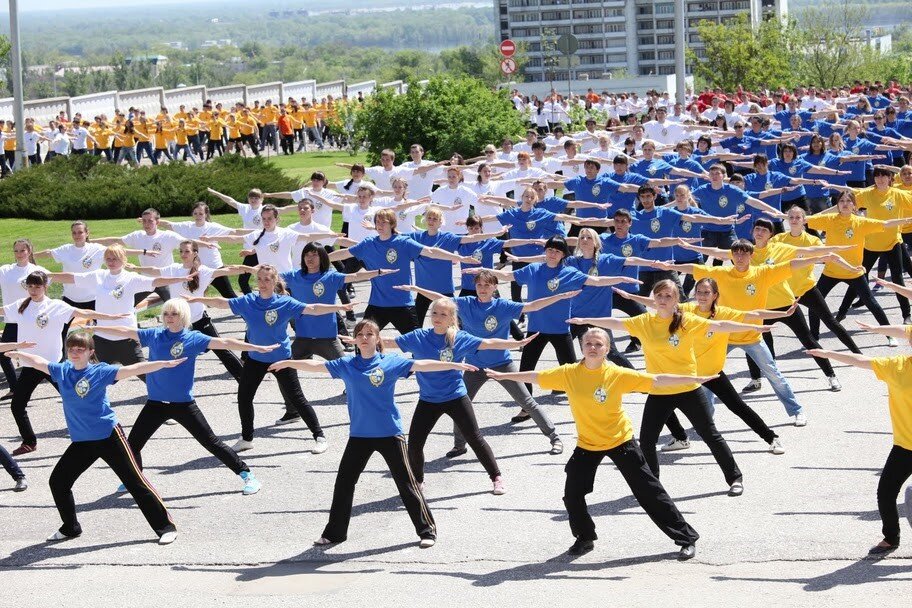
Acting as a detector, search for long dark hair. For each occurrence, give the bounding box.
[344,164,365,191]
[18,271,48,314]
[252,204,279,246]
[694,277,719,319]
[180,241,202,293]
[652,279,684,335]
[301,242,330,273]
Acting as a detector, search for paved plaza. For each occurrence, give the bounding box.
[1,279,911,606]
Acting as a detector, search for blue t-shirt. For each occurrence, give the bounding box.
[691,183,748,231]
[537,195,569,218]
[743,170,792,212]
[866,127,903,164]
[406,230,463,295]
[769,158,814,202]
[562,175,620,219]
[229,293,305,362]
[744,129,779,158]
[454,296,524,368]
[800,153,832,198]
[565,253,626,317]
[773,109,813,129]
[692,149,719,170]
[458,239,504,291]
[48,361,119,442]
[806,120,837,139]
[670,206,707,262]
[842,136,880,181]
[281,269,346,339]
[395,328,483,402]
[604,171,649,210]
[599,232,651,293]
[631,207,683,261]
[325,353,413,438]
[349,234,425,307]
[665,154,708,190]
[631,158,674,181]
[513,263,589,333]
[719,136,752,154]
[138,327,212,402]
[497,207,564,256]
[821,152,851,188]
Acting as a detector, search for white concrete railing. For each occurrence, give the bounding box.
[0,78,381,125]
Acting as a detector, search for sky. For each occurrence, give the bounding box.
[16,0,223,10]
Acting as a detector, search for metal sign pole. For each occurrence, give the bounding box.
[8,0,26,170]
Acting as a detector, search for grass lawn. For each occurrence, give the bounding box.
[0,152,359,314]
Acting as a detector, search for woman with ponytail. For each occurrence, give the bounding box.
[128,240,253,381]
[2,271,125,455]
[379,298,531,495]
[570,280,761,496]
[185,265,352,453]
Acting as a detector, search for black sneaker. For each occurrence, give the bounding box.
[445,446,468,458]
[678,544,697,561]
[274,412,300,426]
[568,538,594,556]
[624,341,641,353]
[510,411,531,423]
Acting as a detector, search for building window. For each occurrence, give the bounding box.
[638,5,653,14]
[656,3,675,14]
[574,23,603,34]
[580,38,605,49]
[658,50,675,59]
[511,27,541,37]
[657,34,675,44]
[508,0,539,6]
[637,21,654,30]
[658,65,676,74]
[639,51,656,60]
[656,19,674,29]
[606,53,627,62]
[639,35,655,45]
[605,23,626,32]
[573,8,601,19]
[580,54,604,65]
[605,8,625,17]
[541,10,570,20]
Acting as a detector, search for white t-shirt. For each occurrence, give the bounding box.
[167,221,233,268]
[3,298,74,365]
[573,130,600,152]
[122,229,184,268]
[159,264,215,323]
[644,120,686,145]
[242,227,300,272]
[376,197,427,232]
[73,269,154,340]
[291,187,337,228]
[50,243,106,302]
[334,178,377,197]
[554,155,587,179]
[235,202,264,230]
[469,181,511,226]
[0,263,49,308]
[431,185,476,234]
[342,204,377,244]
[288,221,336,270]
[365,165,398,191]
[50,133,70,155]
[24,132,41,156]
[395,160,440,199]
[72,126,90,150]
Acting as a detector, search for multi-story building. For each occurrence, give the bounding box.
[495,0,788,82]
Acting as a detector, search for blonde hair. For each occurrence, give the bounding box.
[161,298,192,329]
[105,244,128,266]
[574,227,602,257]
[256,264,287,295]
[674,184,696,208]
[374,208,398,233]
[582,327,611,347]
[391,176,409,190]
[424,206,444,224]
[429,298,459,348]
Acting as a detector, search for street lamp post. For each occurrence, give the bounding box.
[8,0,26,170]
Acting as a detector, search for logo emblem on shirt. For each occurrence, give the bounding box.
[650,218,661,233]
[719,196,729,208]
[484,315,498,332]
[152,242,162,252]
[81,255,93,269]
[269,240,280,253]
[75,377,90,398]
[111,284,125,300]
[472,249,484,262]
[885,199,895,211]
[252,215,262,227]
[19,277,27,290]
[661,128,668,136]
[746,283,757,296]
[526,220,536,230]
[621,244,633,257]
[592,184,601,197]
[315,201,324,210]
[264,309,278,326]
[852,146,860,154]
[368,367,385,387]
[170,341,184,357]
[789,166,797,176]
[588,264,599,276]
[594,387,607,403]
[547,277,560,292]
[765,258,775,265]
[668,333,680,347]
[454,197,462,206]
[398,210,407,221]
[386,248,398,264]
[681,221,693,233]
[648,167,657,176]
[35,313,49,329]
[736,204,746,213]
[764,181,773,191]
[706,330,715,339]
[439,347,454,362]
[845,228,854,239]
[313,281,325,297]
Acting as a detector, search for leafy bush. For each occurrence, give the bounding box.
[0,154,299,220]
[353,76,527,164]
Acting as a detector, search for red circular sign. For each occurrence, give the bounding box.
[500,39,516,58]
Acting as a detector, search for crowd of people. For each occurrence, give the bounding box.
[0,93,359,173]
[3,78,912,561]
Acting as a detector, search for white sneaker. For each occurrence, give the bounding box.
[232,439,254,452]
[47,530,77,542]
[661,439,691,452]
[163,419,178,426]
[312,436,328,454]
[888,336,899,348]
[158,531,177,545]
[768,438,785,455]
[419,537,436,549]
[828,376,842,392]
[794,413,808,427]
[741,379,762,394]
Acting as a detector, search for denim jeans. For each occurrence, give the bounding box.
[727,340,803,417]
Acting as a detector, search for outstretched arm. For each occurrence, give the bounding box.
[4,350,49,374]
[117,358,187,381]
[874,278,912,300]
[207,187,242,208]
[804,348,874,370]
[184,295,232,309]
[568,316,627,331]
[267,359,329,374]
[393,284,448,301]
[485,369,540,384]
[523,290,580,313]
[855,321,911,341]
[411,360,479,373]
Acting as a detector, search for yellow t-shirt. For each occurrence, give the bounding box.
[260,106,279,125]
[770,230,823,296]
[806,213,884,279]
[871,355,912,450]
[856,187,912,252]
[237,119,257,136]
[895,181,912,234]
[750,242,800,309]
[301,108,318,128]
[622,311,710,395]
[538,362,653,451]
[692,263,792,345]
[678,302,745,376]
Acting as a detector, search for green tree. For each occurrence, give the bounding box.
[353,76,525,165]
[796,0,870,88]
[688,14,799,91]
